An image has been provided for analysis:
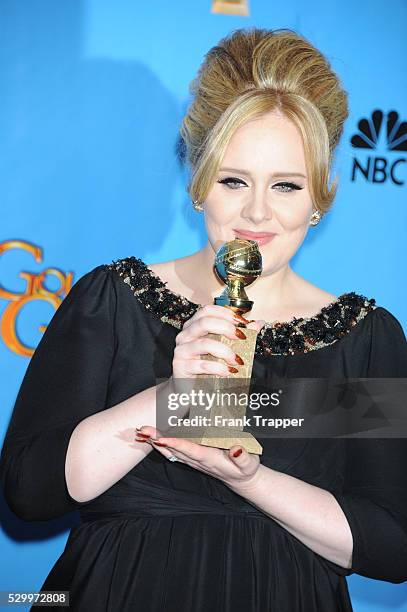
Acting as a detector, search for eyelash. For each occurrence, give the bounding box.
[217,177,303,192]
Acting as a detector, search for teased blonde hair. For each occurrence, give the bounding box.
[180,27,349,215]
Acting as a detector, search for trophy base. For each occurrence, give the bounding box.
[167,426,263,455]
[200,428,263,454]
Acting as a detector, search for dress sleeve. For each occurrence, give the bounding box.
[331,307,407,583]
[0,264,116,522]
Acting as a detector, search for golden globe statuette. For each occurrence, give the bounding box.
[189,239,263,455]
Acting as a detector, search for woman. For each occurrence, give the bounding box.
[1,27,407,611]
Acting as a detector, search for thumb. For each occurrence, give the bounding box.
[229,445,246,461]
[135,425,164,439]
[247,319,266,333]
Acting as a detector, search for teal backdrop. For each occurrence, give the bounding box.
[0,1,406,610]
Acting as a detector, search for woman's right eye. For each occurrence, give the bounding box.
[217,177,246,189]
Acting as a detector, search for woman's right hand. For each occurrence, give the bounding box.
[171,304,263,380]
[159,305,265,428]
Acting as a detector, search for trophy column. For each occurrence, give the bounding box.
[185,238,263,455]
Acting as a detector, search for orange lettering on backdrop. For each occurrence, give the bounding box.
[0,240,74,357]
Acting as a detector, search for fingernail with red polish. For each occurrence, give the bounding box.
[233,313,250,324]
[233,448,243,457]
[235,328,246,340]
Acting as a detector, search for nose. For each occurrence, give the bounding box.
[240,188,273,224]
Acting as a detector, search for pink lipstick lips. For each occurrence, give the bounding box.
[233,229,277,246]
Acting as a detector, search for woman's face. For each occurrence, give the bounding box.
[203,111,314,275]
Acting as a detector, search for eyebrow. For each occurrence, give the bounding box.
[219,167,307,179]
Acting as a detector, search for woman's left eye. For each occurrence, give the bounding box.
[274,182,303,193]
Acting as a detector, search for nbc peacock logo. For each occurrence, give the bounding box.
[350,110,406,185]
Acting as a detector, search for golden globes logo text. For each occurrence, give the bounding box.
[0,240,73,357]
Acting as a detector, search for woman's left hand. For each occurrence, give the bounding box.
[134,426,260,488]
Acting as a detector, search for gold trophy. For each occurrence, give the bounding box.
[188,238,263,455]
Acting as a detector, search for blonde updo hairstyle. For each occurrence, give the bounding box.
[180,27,349,216]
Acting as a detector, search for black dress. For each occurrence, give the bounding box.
[1,255,407,612]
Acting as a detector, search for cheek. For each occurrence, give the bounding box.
[204,201,238,228]
[266,225,310,270]
[204,215,235,251]
[274,198,312,230]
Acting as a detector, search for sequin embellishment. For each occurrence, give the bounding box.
[107,256,377,356]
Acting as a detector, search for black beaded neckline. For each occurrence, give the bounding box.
[108,256,377,357]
